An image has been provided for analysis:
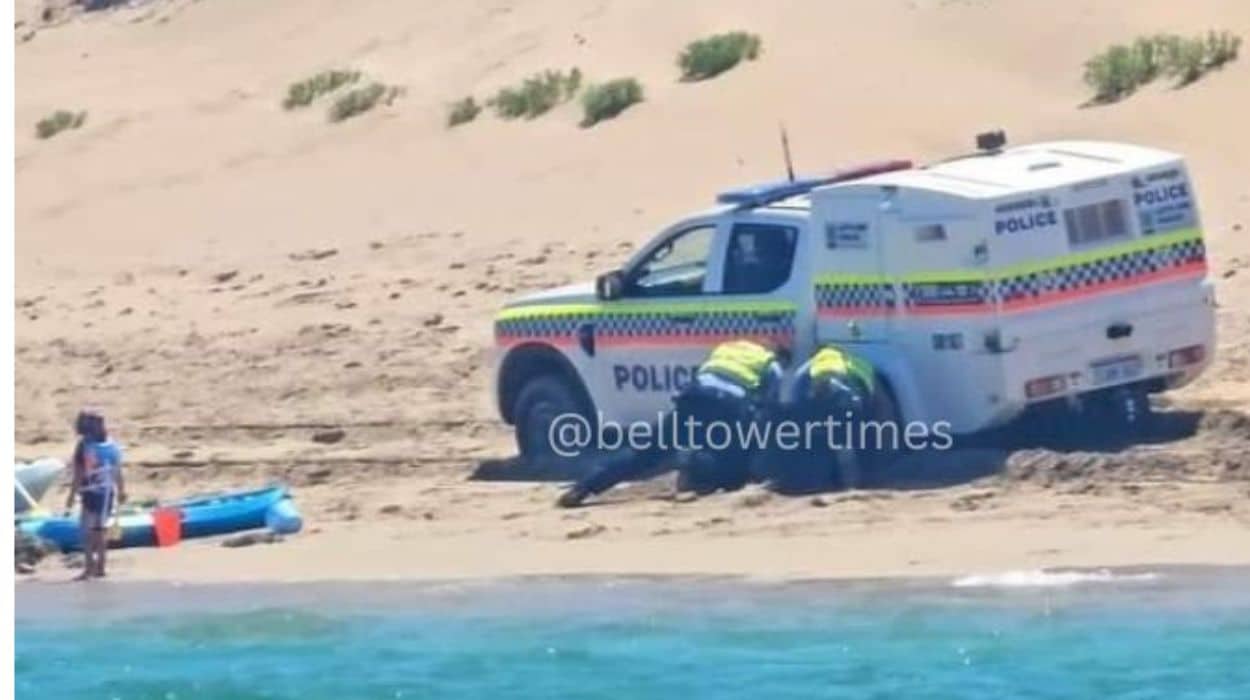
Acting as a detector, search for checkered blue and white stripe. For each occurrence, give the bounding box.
[815,282,896,312]
[496,307,797,343]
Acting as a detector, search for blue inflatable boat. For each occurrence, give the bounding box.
[18,485,302,552]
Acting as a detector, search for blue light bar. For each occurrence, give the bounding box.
[716,159,913,209]
[716,176,831,207]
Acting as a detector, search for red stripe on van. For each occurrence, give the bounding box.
[906,303,991,317]
[1000,260,1207,313]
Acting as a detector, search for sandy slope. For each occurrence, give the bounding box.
[14,0,1250,583]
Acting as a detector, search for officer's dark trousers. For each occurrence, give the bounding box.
[575,387,755,497]
[761,398,864,494]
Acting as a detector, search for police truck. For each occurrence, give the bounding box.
[493,135,1215,461]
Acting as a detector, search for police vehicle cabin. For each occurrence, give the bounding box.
[493,136,1214,458]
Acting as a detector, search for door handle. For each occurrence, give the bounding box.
[577,323,596,357]
[1106,322,1133,340]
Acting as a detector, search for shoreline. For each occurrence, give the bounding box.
[17,474,1250,593]
[16,505,1250,583]
[17,564,1250,623]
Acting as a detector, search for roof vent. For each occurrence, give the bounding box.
[976,130,1007,153]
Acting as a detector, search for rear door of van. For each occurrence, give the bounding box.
[988,166,1213,405]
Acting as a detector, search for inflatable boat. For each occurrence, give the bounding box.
[18,485,302,552]
[15,458,66,514]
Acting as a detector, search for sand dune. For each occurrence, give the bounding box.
[14,0,1250,582]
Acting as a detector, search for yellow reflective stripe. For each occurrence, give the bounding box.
[810,350,849,378]
[902,270,990,283]
[496,304,602,321]
[812,228,1204,288]
[813,273,889,285]
[847,355,876,391]
[506,230,1204,319]
[703,363,760,389]
[604,300,795,315]
[810,347,875,392]
[701,341,775,389]
[991,227,1201,278]
[497,300,795,321]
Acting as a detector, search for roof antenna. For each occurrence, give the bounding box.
[780,123,796,183]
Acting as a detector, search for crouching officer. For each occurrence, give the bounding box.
[765,345,878,494]
[557,339,786,508]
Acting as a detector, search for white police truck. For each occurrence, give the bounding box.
[493,135,1215,460]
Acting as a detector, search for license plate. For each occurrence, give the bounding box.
[1090,355,1143,385]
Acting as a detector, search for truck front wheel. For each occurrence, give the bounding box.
[513,375,589,463]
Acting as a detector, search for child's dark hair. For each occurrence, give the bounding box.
[74,410,108,442]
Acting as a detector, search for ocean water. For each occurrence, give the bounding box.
[15,570,1250,700]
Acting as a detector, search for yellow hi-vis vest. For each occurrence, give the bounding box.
[809,346,875,393]
[699,340,776,391]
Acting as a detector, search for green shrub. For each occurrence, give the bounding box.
[580,78,643,127]
[489,68,582,119]
[1169,37,1208,85]
[1129,35,1165,82]
[1084,30,1241,101]
[1083,44,1143,101]
[447,96,481,127]
[1203,30,1241,68]
[328,82,402,122]
[678,31,761,81]
[283,69,360,109]
[35,110,87,139]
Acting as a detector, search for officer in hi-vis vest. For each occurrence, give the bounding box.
[557,339,787,508]
[763,345,880,494]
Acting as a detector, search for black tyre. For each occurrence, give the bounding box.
[765,451,839,495]
[676,451,748,495]
[1087,387,1155,439]
[513,375,589,462]
[857,383,903,482]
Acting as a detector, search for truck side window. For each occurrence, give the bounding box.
[626,225,715,297]
[723,223,798,294]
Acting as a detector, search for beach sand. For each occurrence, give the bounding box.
[14,0,1250,585]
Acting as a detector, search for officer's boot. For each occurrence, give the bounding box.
[556,485,590,508]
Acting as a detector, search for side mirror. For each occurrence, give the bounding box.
[596,270,625,301]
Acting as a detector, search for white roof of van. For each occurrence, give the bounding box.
[840,140,1182,199]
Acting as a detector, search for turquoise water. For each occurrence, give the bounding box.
[16,572,1250,699]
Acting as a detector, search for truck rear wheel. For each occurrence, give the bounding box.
[513,375,589,463]
[1087,386,1155,438]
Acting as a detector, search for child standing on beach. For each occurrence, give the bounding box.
[64,410,126,580]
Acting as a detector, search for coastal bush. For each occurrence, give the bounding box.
[580,78,643,127]
[1082,44,1146,101]
[447,96,481,127]
[35,110,87,139]
[328,82,402,122]
[1084,31,1241,102]
[283,69,361,109]
[1203,30,1242,68]
[489,68,582,119]
[1167,37,1209,85]
[678,31,762,81]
